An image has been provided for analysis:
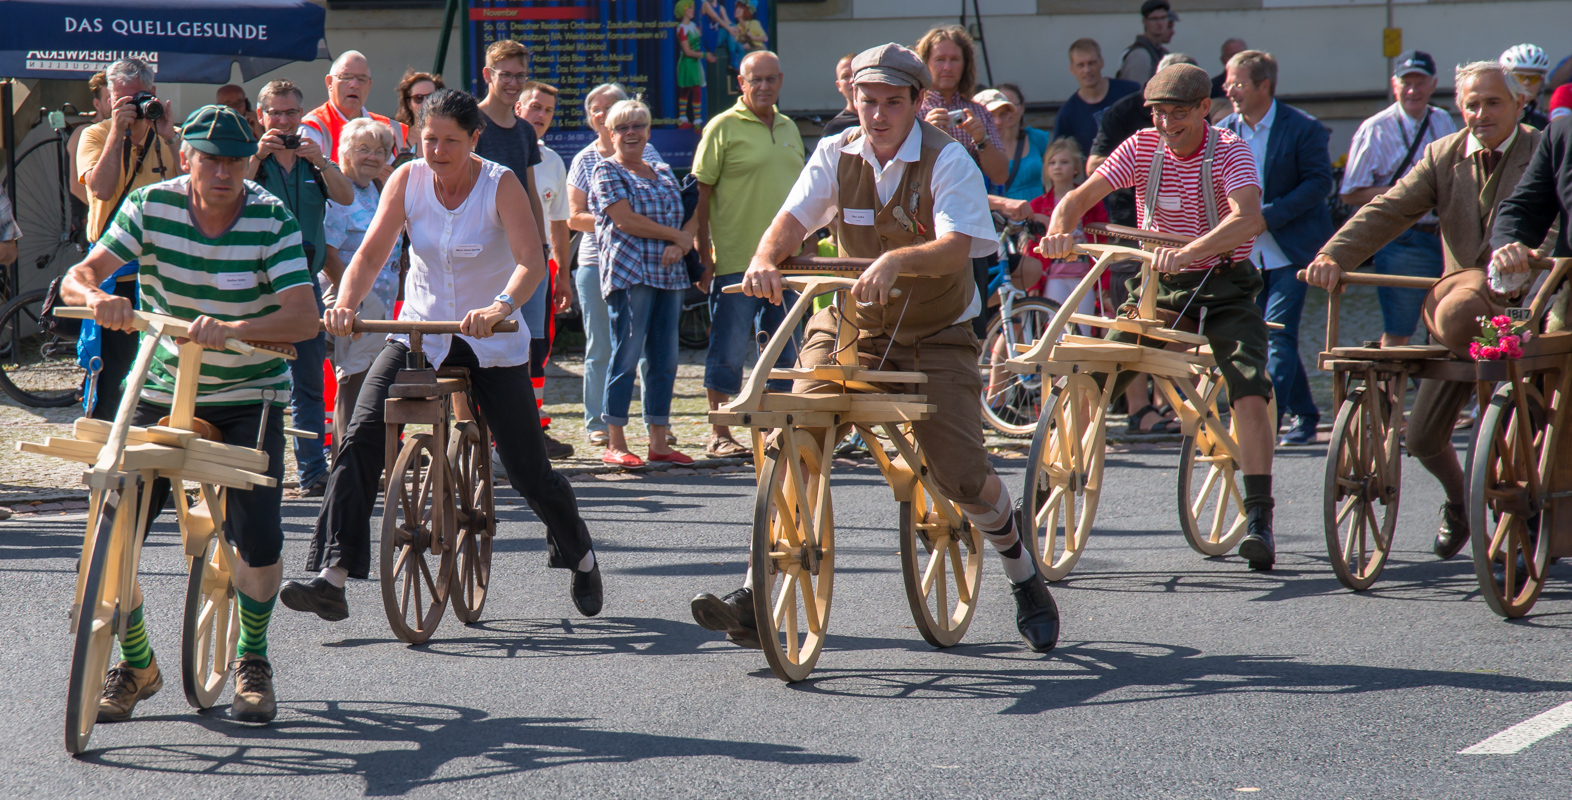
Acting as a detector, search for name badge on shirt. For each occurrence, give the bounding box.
[843,208,875,226]
[1157,195,1182,212]
[217,272,258,290]
[454,244,484,258]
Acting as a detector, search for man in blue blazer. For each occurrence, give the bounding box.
[1220,50,1334,445]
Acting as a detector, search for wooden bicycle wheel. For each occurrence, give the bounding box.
[181,508,240,709]
[449,419,495,624]
[1469,383,1553,618]
[1324,384,1402,590]
[751,428,835,682]
[65,477,145,754]
[380,432,455,643]
[899,475,983,647]
[1176,377,1251,556]
[1021,374,1106,581]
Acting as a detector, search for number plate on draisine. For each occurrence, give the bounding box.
[1506,307,1532,323]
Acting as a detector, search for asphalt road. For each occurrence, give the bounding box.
[3,438,1571,799]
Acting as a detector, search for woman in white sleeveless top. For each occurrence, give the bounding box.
[282,90,602,623]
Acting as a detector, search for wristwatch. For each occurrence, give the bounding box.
[494,293,515,312]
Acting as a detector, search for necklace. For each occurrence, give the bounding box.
[434,158,476,209]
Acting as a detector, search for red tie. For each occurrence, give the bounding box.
[1480,148,1501,177]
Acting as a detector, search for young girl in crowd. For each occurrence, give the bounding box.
[1028,137,1108,326]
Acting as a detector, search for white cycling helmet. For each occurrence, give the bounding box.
[1500,43,1550,74]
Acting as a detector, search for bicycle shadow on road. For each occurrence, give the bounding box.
[79,700,857,794]
[319,615,715,659]
[786,639,1572,716]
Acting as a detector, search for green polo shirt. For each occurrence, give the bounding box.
[692,99,806,276]
[255,155,328,275]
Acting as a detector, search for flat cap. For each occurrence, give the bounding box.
[1143,63,1211,106]
[851,43,931,91]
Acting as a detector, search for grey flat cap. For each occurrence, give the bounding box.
[851,43,932,91]
[1143,63,1212,106]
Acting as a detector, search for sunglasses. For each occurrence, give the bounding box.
[612,123,649,135]
[411,92,432,105]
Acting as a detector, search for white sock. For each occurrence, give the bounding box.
[964,487,1037,584]
[320,565,348,589]
[576,550,596,573]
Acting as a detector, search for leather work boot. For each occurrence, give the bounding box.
[231,654,276,723]
[98,655,163,722]
[1432,501,1470,560]
[1238,505,1276,570]
[691,587,761,649]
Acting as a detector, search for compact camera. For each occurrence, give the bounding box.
[129,91,163,121]
[947,109,966,125]
[280,134,301,149]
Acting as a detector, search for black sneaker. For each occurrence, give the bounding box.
[1010,573,1060,653]
[1238,506,1276,570]
[543,433,575,460]
[279,577,349,622]
[1433,501,1470,560]
[691,587,760,649]
[571,563,603,617]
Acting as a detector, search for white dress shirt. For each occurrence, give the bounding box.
[1236,100,1292,270]
[780,122,997,322]
[535,143,570,222]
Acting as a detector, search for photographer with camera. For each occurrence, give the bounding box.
[74,57,186,420]
[247,79,354,497]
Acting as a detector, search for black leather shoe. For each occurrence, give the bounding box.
[1433,501,1470,560]
[1238,506,1275,570]
[571,564,603,617]
[279,577,348,622]
[691,587,761,649]
[1010,574,1060,653]
[543,434,575,460]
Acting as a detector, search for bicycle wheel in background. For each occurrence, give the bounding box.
[12,137,83,290]
[678,291,711,350]
[0,287,84,407]
[979,296,1058,437]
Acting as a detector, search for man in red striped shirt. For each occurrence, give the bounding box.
[1039,63,1280,569]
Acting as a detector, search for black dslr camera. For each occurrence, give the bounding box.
[129,91,163,121]
[279,134,301,149]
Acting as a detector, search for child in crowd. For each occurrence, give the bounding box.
[1028,137,1109,323]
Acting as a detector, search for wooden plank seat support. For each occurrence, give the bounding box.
[767,366,928,384]
[388,377,469,399]
[18,437,275,490]
[72,419,269,472]
[1325,344,1452,360]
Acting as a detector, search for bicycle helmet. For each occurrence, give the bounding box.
[1500,43,1550,74]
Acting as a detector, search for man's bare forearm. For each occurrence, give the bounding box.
[752,212,809,268]
[875,232,972,276]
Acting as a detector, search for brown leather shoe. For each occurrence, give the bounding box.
[98,656,163,722]
[231,654,276,723]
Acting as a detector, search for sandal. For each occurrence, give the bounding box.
[705,435,751,459]
[602,450,647,469]
[1126,405,1183,435]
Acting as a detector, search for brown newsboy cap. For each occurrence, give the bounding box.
[1144,63,1212,106]
[852,43,932,91]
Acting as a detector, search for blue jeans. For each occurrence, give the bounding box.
[289,281,328,486]
[603,284,682,427]
[704,272,798,396]
[1255,264,1318,422]
[1371,227,1442,338]
[576,259,611,434]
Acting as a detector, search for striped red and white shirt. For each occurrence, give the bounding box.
[1096,127,1260,271]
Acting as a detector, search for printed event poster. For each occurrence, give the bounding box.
[466,0,776,169]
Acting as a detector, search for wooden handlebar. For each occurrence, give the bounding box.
[1293,269,1437,290]
[348,319,521,334]
[779,256,873,271]
[1083,223,1196,248]
[51,307,276,357]
[722,281,902,298]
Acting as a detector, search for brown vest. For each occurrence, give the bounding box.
[833,120,975,344]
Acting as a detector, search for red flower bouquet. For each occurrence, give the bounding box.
[1469,314,1530,361]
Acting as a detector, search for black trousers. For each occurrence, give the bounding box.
[89,279,139,421]
[133,401,287,567]
[306,338,593,579]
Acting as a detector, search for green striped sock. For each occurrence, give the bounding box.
[118,604,153,669]
[236,590,275,660]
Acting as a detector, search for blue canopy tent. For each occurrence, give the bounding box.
[1,0,328,212]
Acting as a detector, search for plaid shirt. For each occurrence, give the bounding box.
[589,158,689,296]
[0,187,19,243]
[917,90,1003,161]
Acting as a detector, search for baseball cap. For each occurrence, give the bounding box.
[1143,63,1211,106]
[973,89,1015,112]
[1140,0,1172,18]
[181,105,258,158]
[1393,50,1436,78]
[851,43,932,92]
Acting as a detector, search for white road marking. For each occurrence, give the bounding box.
[1460,701,1572,754]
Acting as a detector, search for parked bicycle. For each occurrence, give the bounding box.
[978,213,1057,437]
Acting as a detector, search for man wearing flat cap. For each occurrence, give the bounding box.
[1039,63,1281,570]
[689,42,1061,655]
[61,104,321,725]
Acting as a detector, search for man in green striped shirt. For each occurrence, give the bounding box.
[62,105,320,725]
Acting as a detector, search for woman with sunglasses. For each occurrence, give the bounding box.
[394,69,444,157]
[587,98,697,468]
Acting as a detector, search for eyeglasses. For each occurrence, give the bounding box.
[262,106,302,118]
[410,92,432,106]
[332,73,371,85]
[351,145,388,157]
[1150,104,1198,122]
[490,70,529,84]
[612,123,649,135]
[1221,82,1255,92]
[742,75,781,88]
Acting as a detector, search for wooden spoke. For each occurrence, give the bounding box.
[1177,385,1254,557]
[900,465,983,648]
[1469,384,1552,618]
[751,438,834,682]
[1022,376,1107,580]
[380,433,452,643]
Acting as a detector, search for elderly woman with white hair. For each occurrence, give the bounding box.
[588,98,696,468]
[321,116,403,451]
[567,82,666,449]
